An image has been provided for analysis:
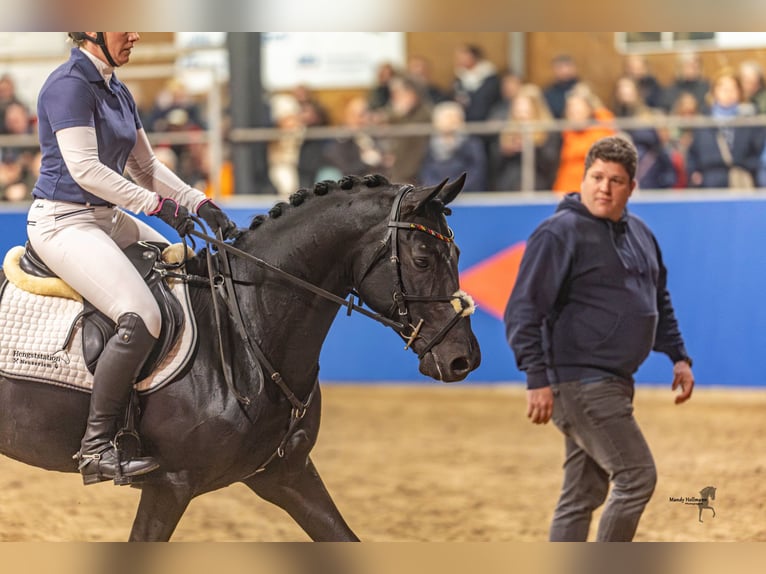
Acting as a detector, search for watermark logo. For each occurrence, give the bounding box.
[669,485,716,522]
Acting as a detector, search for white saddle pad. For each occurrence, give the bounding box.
[0,277,197,394]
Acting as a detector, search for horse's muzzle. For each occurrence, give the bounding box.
[418,331,481,383]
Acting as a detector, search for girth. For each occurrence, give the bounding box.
[23,241,185,380]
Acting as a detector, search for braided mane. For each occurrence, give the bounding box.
[248,174,391,230]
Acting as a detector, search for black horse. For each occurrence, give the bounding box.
[0,175,481,541]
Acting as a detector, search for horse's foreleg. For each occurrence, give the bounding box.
[243,456,359,541]
[128,483,192,541]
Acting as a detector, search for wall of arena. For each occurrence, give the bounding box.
[2,191,764,388]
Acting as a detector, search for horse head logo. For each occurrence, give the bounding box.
[697,486,716,522]
[53,349,71,366]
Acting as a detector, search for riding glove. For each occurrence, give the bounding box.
[149,197,194,237]
[197,199,240,240]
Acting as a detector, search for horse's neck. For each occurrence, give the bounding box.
[230,196,387,387]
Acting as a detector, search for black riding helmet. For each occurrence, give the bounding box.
[68,32,119,68]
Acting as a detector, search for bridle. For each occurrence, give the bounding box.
[177,183,474,474]
[356,184,475,359]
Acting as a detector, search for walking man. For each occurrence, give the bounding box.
[504,136,695,541]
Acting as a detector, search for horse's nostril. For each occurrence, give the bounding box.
[450,357,470,374]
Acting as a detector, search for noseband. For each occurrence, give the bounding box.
[360,185,475,359]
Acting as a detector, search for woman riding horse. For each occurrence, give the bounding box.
[27,32,238,485]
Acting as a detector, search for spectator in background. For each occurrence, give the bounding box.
[738,60,766,115]
[543,54,580,119]
[267,93,304,198]
[122,80,151,127]
[1,150,39,201]
[153,146,179,172]
[146,77,206,133]
[368,61,396,111]
[660,51,710,113]
[613,77,677,189]
[0,101,37,201]
[451,43,502,122]
[488,83,560,191]
[552,83,616,192]
[666,92,702,188]
[146,78,207,185]
[488,69,524,121]
[0,74,23,134]
[290,85,330,189]
[407,55,448,105]
[686,67,764,189]
[418,101,487,192]
[622,54,664,110]
[292,84,330,128]
[323,96,385,179]
[379,75,432,184]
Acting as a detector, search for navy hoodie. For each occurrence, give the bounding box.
[504,193,689,389]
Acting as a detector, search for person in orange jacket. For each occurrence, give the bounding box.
[553,83,616,193]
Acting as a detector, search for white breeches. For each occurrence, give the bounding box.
[26,199,168,338]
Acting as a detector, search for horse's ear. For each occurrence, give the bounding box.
[401,178,448,215]
[437,173,466,206]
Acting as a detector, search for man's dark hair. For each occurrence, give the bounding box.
[584,136,638,182]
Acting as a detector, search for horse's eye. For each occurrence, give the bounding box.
[414,257,430,269]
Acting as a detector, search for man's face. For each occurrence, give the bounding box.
[580,158,636,222]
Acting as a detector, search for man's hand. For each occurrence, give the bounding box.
[672,360,695,404]
[527,386,554,424]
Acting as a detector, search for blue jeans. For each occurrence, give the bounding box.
[549,377,657,541]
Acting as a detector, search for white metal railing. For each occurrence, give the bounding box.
[4,112,766,200]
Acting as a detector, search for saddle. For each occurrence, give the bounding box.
[18,241,186,381]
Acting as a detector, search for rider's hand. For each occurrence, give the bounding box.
[196,199,241,240]
[149,197,194,237]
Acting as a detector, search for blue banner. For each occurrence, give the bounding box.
[3,194,765,387]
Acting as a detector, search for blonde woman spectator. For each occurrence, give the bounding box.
[418,101,487,191]
[488,84,561,191]
[738,60,766,115]
[686,67,764,189]
[268,93,303,198]
[552,83,615,192]
[613,77,677,189]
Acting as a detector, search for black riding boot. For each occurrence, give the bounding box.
[77,312,160,485]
